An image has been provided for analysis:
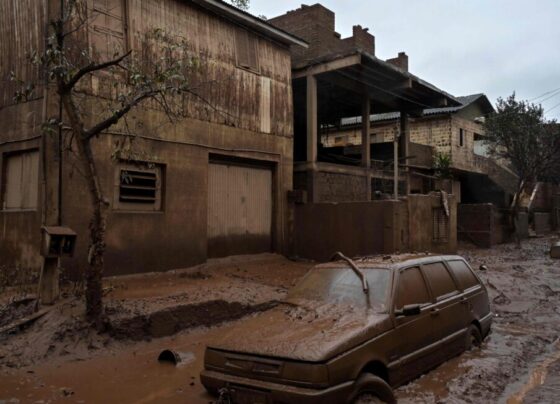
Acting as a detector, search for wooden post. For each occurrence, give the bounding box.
[361,95,371,168]
[393,135,399,200]
[306,74,318,164]
[362,94,371,201]
[399,112,410,195]
[39,257,60,305]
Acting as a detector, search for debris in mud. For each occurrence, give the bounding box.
[0,297,38,328]
[493,292,512,305]
[158,349,195,366]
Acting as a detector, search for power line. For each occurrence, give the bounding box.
[539,89,560,104]
[528,87,560,102]
[545,100,560,114]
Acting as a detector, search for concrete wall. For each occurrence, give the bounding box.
[407,193,457,254]
[293,193,457,262]
[458,203,528,247]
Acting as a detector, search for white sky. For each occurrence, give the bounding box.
[248,0,560,120]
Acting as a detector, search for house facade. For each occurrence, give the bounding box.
[0,0,305,278]
[321,94,518,204]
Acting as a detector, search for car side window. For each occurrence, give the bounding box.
[422,262,459,300]
[395,266,431,310]
[447,260,479,290]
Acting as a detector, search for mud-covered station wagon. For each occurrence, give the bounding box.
[201,254,492,403]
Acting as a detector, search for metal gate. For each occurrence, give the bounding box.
[207,161,272,257]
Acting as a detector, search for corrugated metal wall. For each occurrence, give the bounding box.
[208,162,272,257]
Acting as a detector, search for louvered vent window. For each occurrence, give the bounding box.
[433,207,449,243]
[114,164,163,211]
[120,170,157,203]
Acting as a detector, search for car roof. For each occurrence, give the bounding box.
[319,254,466,271]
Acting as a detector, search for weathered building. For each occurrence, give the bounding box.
[270,4,460,256]
[0,0,306,277]
[321,94,518,205]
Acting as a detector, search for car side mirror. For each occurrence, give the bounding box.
[479,264,488,271]
[396,304,421,317]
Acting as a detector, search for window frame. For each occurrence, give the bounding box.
[420,261,460,302]
[1,148,40,212]
[392,265,433,312]
[444,259,481,292]
[235,28,260,74]
[112,161,164,213]
[459,128,465,147]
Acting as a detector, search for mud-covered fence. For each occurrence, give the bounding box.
[293,200,405,261]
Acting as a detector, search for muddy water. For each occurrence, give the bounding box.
[0,321,233,403]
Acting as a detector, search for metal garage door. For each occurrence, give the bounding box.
[207,162,272,257]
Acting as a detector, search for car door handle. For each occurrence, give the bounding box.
[430,308,440,317]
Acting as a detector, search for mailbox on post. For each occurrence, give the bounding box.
[39,226,77,305]
[41,226,77,258]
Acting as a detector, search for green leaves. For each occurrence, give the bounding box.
[483,93,560,183]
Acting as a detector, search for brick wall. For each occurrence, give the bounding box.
[386,52,409,72]
[269,4,375,65]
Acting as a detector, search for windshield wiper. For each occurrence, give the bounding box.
[330,252,369,294]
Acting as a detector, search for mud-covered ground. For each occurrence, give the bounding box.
[1,237,559,403]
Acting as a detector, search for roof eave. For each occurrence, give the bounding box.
[189,0,308,48]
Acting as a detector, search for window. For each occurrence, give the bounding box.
[433,207,449,243]
[1,150,39,210]
[90,0,128,60]
[422,262,458,300]
[447,260,479,290]
[395,267,431,310]
[235,29,259,72]
[113,163,163,211]
[459,128,464,147]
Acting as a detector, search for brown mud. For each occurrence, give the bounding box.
[1,239,560,403]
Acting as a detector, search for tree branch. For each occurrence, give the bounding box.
[83,88,162,139]
[63,51,132,92]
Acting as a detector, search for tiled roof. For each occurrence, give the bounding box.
[340,93,489,127]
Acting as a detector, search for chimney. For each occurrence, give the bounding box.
[351,25,375,55]
[386,52,409,72]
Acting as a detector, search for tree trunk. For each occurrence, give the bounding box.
[511,179,525,248]
[76,137,108,323]
[60,93,108,325]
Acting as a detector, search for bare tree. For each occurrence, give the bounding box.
[484,93,560,243]
[12,0,211,325]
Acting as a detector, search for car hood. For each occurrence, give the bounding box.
[208,300,391,362]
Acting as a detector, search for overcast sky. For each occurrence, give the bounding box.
[248,0,560,120]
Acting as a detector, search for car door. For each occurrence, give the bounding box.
[420,261,466,361]
[388,266,440,386]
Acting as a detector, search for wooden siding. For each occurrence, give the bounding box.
[101,0,293,137]
[0,0,45,108]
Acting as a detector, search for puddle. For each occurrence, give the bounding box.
[505,341,560,404]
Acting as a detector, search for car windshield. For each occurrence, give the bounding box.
[286,266,391,312]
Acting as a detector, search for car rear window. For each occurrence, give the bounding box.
[447,260,479,290]
[422,262,458,300]
[395,267,431,309]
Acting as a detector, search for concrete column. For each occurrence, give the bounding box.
[306,74,318,164]
[361,95,371,168]
[361,95,371,201]
[399,112,410,195]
